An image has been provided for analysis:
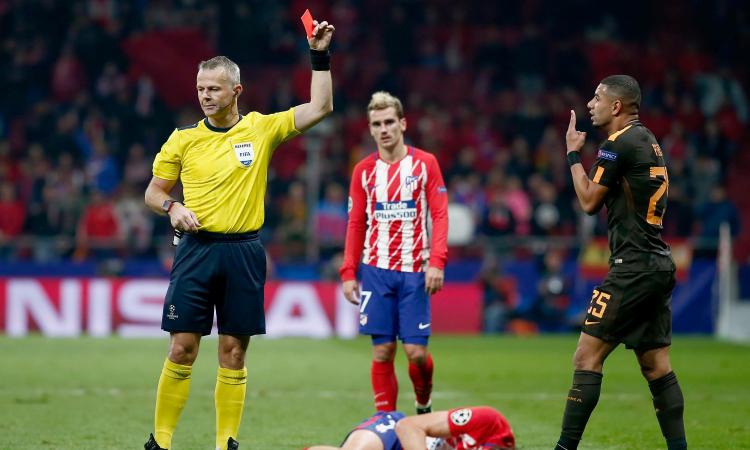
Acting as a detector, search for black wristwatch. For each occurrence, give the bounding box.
[162,199,180,214]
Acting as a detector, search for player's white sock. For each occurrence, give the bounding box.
[426,437,447,450]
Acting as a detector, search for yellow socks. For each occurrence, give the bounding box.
[152,360,246,450]
[154,358,193,449]
[215,366,248,450]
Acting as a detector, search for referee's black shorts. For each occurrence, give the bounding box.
[581,269,676,351]
[161,230,266,336]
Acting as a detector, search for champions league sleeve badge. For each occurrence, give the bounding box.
[450,408,472,426]
[233,142,255,167]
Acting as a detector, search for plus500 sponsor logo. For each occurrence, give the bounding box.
[374,200,417,221]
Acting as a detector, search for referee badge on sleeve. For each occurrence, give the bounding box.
[233,142,255,167]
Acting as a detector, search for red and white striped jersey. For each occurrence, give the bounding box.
[340,146,448,280]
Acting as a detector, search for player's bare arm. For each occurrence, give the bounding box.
[145,176,201,232]
[396,411,451,449]
[294,20,335,131]
[566,110,609,214]
[425,266,444,295]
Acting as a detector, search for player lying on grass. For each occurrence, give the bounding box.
[305,406,515,450]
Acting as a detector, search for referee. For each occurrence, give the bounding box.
[142,20,335,450]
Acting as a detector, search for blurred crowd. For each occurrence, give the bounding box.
[0,0,746,271]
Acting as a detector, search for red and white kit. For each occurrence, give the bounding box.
[340,146,448,279]
[445,406,516,450]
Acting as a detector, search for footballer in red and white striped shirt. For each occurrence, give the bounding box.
[340,91,448,414]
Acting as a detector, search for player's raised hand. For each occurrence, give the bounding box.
[425,266,444,295]
[566,109,587,153]
[169,203,201,233]
[342,279,361,305]
[308,20,335,51]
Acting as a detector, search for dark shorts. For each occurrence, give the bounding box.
[161,230,266,336]
[359,264,431,344]
[344,411,405,450]
[582,270,676,350]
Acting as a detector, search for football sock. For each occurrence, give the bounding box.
[215,366,248,450]
[154,358,193,449]
[556,370,603,449]
[408,353,434,406]
[649,371,687,450]
[554,436,579,450]
[371,360,398,411]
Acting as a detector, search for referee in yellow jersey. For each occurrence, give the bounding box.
[142,19,335,450]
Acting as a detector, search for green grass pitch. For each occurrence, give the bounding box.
[0,335,748,449]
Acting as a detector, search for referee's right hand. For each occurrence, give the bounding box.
[168,203,201,233]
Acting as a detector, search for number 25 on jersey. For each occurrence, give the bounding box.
[647,166,669,227]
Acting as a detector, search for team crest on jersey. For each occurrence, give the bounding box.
[360,314,368,326]
[450,408,472,426]
[233,142,255,167]
[404,175,420,192]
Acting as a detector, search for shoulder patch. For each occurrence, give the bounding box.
[450,408,472,426]
[177,122,199,131]
[597,149,618,161]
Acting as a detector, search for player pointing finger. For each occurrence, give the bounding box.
[565,109,587,153]
[554,76,685,450]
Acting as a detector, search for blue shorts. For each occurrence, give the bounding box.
[358,264,431,345]
[345,411,405,450]
[161,231,266,336]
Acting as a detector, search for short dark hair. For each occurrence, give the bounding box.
[600,74,641,113]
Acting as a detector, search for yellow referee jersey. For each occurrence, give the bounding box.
[152,108,299,233]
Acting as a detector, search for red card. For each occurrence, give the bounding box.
[301,9,314,38]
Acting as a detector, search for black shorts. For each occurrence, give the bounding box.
[581,270,676,351]
[161,230,267,336]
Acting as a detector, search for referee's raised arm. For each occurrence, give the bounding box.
[141,16,337,450]
[293,19,335,132]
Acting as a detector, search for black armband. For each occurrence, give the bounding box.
[566,152,582,167]
[310,49,330,71]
